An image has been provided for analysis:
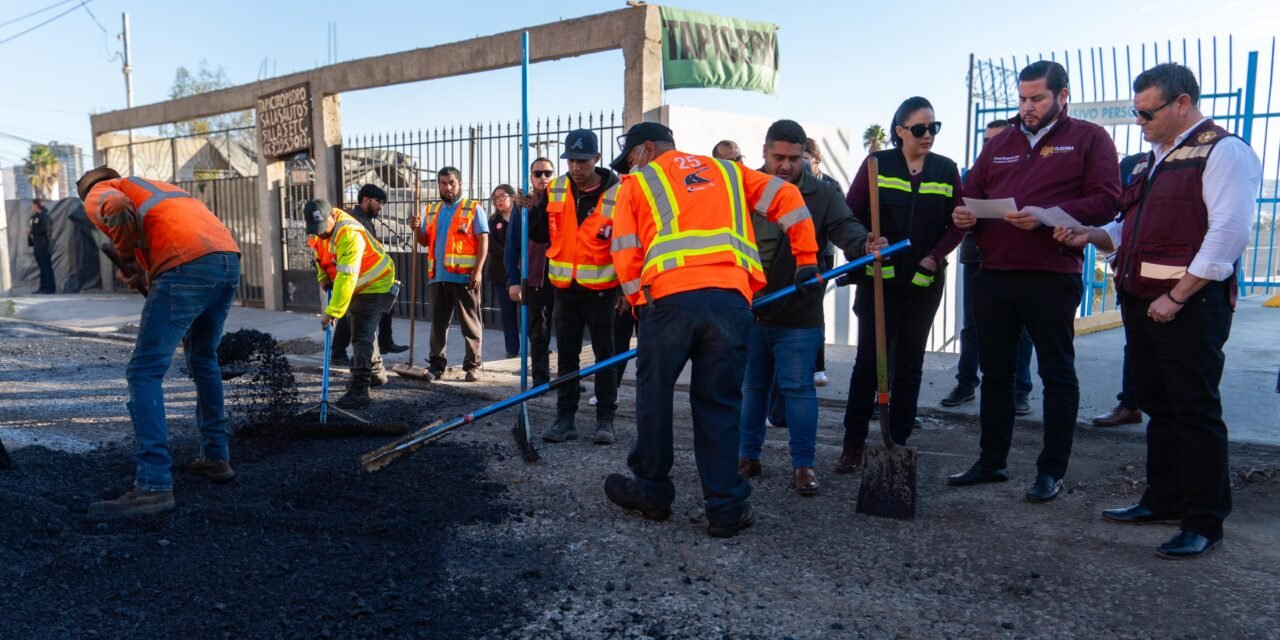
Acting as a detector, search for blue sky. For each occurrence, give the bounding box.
[2,0,1277,171]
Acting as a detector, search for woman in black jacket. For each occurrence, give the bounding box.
[488,184,519,357]
[835,96,965,473]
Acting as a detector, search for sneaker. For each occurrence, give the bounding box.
[814,371,829,387]
[336,389,371,409]
[330,351,352,367]
[88,488,175,519]
[464,369,480,383]
[592,419,616,445]
[940,384,976,407]
[1014,393,1032,416]
[541,413,578,442]
[765,417,785,429]
[706,503,755,538]
[183,458,236,484]
[603,474,671,521]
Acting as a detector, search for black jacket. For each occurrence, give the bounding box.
[754,169,869,328]
[487,211,512,283]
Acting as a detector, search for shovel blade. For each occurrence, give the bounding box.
[855,444,918,520]
[391,363,433,380]
[511,406,541,463]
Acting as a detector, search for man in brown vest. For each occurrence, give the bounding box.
[1054,63,1261,559]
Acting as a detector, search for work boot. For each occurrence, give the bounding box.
[464,369,481,383]
[371,372,389,387]
[89,488,175,520]
[330,351,351,367]
[380,342,409,354]
[183,458,236,484]
[336,387,371,409]
[940,384,976,407]
[542,412,578,442]
[833,445,864,474]
[592,418,616,445]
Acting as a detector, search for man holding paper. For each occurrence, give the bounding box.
[949,60,1120,503]
[1053,64,1260,559]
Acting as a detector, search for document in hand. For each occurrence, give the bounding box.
[962,197,1018,219]
[1024,206,1083,229]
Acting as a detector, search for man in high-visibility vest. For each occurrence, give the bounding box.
[603,123,822,538]
[531,129,623,445]
[77,166,241,519]
[411,167,489,382]
[304,199,397,409]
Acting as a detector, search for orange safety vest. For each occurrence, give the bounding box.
[307,209,394,295]
[610,150,818,306]
[419,199,479,279]
[545,175,620,290]
[85,176,239,277]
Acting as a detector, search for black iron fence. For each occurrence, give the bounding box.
[337,112,624,326]
[175,176,265,305]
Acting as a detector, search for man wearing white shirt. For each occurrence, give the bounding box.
[1054,63,1261,559]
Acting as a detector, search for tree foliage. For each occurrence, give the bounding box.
[23,144,61,199]
[862,125,888,153]
[163,60,253,137]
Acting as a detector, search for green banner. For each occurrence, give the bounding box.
[659,7,779,95]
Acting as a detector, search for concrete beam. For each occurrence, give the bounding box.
[90,6,654,136]
[623,5,664,127]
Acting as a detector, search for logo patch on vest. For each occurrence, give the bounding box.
[1040,145,1075,157]
[684,166,715,192]
[1196,131,1218,144]
[992,155,1021,164]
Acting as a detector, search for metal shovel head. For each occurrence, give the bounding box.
[361,419,447,473]
[511,406,541,463]
[391,362,433,380]
[856,443,918,521]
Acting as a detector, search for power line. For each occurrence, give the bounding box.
[0,0,90,47]
[0,0,76,30]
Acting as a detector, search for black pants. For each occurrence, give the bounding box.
[332,311,396,354]
[346,292,390,390]
[33,242,56,293]
[842,279,945,446]
[613,305,636,390]
[974,270,1083,478]
[1116,344,1138,410]
[1121,285,1233,539]
[555,289,618,420]
[428,282,483,373]
[629,289,753,526]
[524,284,554,385]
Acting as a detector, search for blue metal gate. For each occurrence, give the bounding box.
[966,36,1280,315]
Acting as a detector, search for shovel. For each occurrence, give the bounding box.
[855,155,918,521]
[392,172,432,380]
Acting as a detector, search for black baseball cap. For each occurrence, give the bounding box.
[610,122,675,174]
[560,129,599,160]
[303,199,331,235]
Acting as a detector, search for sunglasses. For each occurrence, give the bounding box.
[900,122,942,138]
[1131,95,1182,121]
[532,170,554,178]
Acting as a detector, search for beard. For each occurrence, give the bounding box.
[1024,100,1063,134]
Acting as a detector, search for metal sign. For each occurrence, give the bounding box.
[1069,100,1135,127]
[257,83,312,159]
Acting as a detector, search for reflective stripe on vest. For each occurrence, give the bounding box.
[599,184,620,220]
[753,175,785,215]
[329,217,393,293]
[632,158,762,278]
[918,182,954,197]
[126,177,194,223]
[425,199,479,276]
[877,175,912,193]
[865,264,896,278]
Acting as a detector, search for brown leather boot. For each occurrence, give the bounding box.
[88,488,175,519]
[794,467,819,497]
[834,445,864,474]
[1092,404,1143,427]
[737,457,762,479]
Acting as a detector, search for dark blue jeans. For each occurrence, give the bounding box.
[628,289,753,526]
[127,252,240,492]
[494,282,519,356]
[958,262,1034,394]
[739,325,824,468]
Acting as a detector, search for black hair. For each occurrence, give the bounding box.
[889,97,934,147]
[1134,63,1201,105]
[357,183,387,203]
[492,184,516,197]
[764,119,807,146]
[1019,60,1069,96]
[712,140,737,157]
[530,157,553,170]
[986,119,1011,130]
[32,198,45,212]
[438,166,462,181]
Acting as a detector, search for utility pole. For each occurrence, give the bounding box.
[121,12,135,176]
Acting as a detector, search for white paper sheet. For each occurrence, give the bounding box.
[1024,206,1082,229]
[962,197,1019,219]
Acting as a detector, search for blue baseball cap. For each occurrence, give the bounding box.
[560,129,600,160]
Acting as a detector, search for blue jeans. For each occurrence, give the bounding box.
[628,289,753,527]
[739,325,824,468]
[493,282,519,356]
[127,252,240,491]
[957,262,1034,395]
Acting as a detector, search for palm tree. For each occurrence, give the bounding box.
[862,125,888,153]
[23,145,61,199]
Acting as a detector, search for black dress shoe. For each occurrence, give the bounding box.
[706,503,754,538]
[380,342,409,354]
[604,474,671,521]
[330,352,352,367]
[1025,473,1063,502]
[946,464,1010,487]
[1102,503,1182,525]
[940,384,976,407]
[1155,529,1220,559]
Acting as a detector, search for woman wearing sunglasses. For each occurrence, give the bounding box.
[834,96,965,474]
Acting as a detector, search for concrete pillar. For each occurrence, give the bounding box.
[622,5,663,128]
[255,117,286,310]
[310,92,343,206]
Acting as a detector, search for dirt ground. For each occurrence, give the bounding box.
[2,319,1278,639]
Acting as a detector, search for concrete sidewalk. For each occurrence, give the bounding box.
[5,290,1277,445]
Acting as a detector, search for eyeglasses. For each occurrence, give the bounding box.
[1131,95,1182,121]
[532,170,554,178]
[900,122,942,138]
